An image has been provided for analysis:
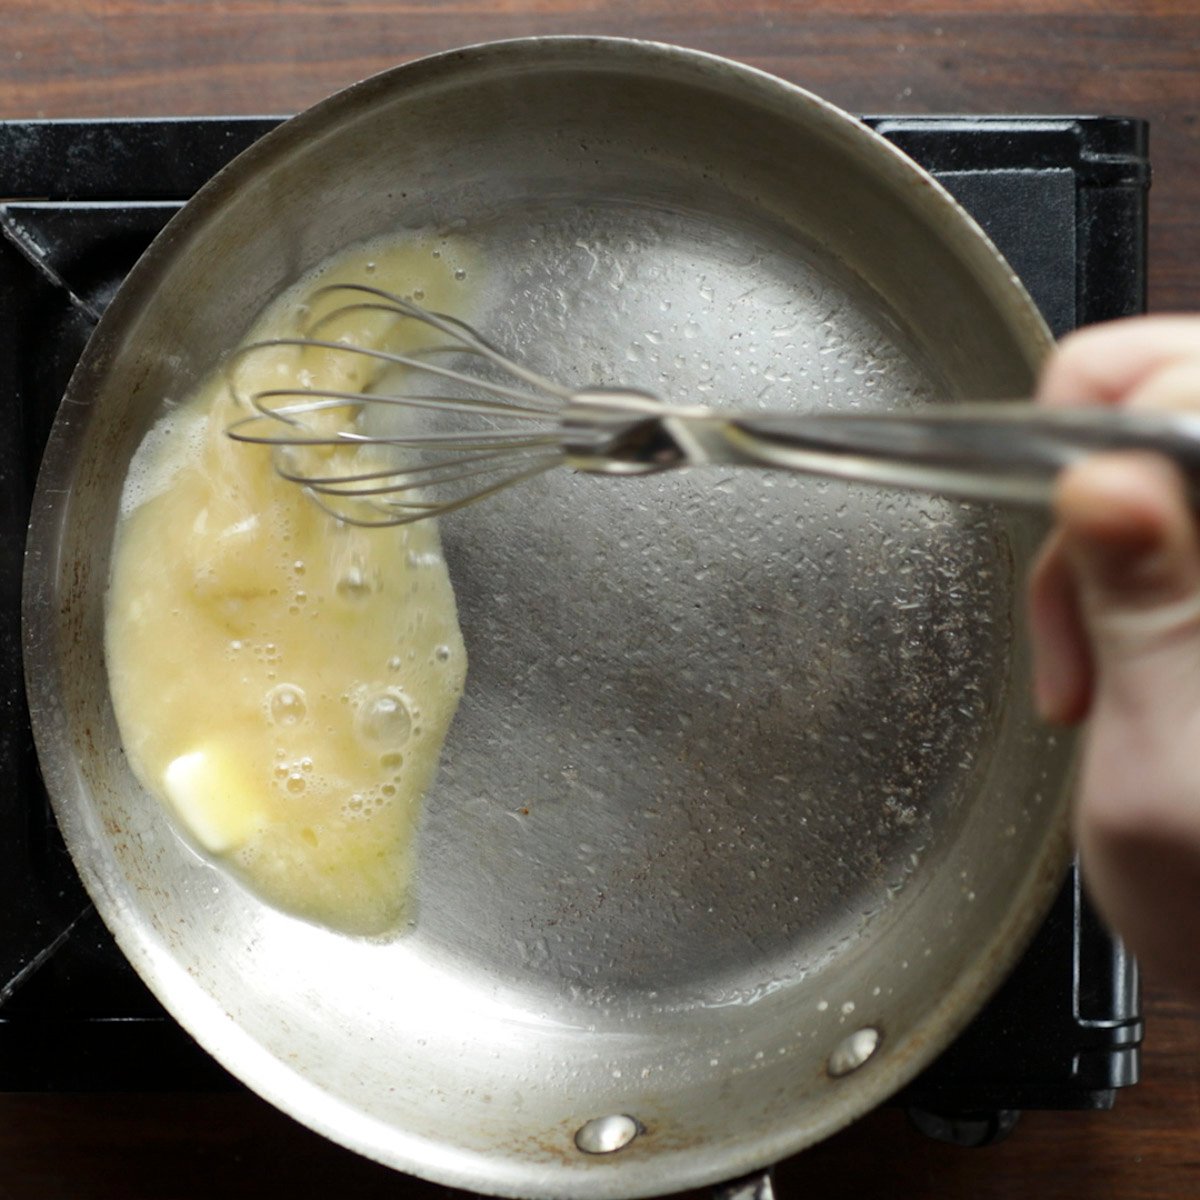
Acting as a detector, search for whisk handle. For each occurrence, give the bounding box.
[701,403,1200,508]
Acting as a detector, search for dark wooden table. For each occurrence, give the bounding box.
[2,3,1199,1197]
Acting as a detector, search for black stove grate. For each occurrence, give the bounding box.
[0,116,1146,1115]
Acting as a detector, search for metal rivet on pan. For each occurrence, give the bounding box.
[827,1026,881,1078]
[574,1114,642,1154]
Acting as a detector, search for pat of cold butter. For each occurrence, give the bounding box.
[163,749,265,854]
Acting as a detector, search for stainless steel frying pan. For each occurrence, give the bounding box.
[23,37,1073,1198]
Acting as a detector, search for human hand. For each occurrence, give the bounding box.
[1029,315,1200,998]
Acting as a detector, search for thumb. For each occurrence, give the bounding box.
[1055,451,1200,717]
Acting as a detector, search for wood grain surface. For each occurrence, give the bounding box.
[2,2,1199,1198]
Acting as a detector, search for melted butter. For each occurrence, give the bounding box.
[105,234,474,936]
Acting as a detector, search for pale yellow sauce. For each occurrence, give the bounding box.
[105,234,475,936]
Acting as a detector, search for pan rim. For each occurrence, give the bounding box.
[23,34,1069,1199]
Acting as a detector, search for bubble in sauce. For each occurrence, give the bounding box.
[357,688,414,746]
[337,562,375,599]
[267,683,307,726]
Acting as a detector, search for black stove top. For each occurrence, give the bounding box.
[0,115,1147,1142]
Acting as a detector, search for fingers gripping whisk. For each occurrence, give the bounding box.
[224,284,575,526]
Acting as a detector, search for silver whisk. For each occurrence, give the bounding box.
[226,283,1200,525]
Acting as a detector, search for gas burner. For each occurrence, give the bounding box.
[0,117,1144,1129]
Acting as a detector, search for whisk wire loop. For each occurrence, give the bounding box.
[223,283,574,526]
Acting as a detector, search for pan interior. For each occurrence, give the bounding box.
[413,194,1004,1011]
